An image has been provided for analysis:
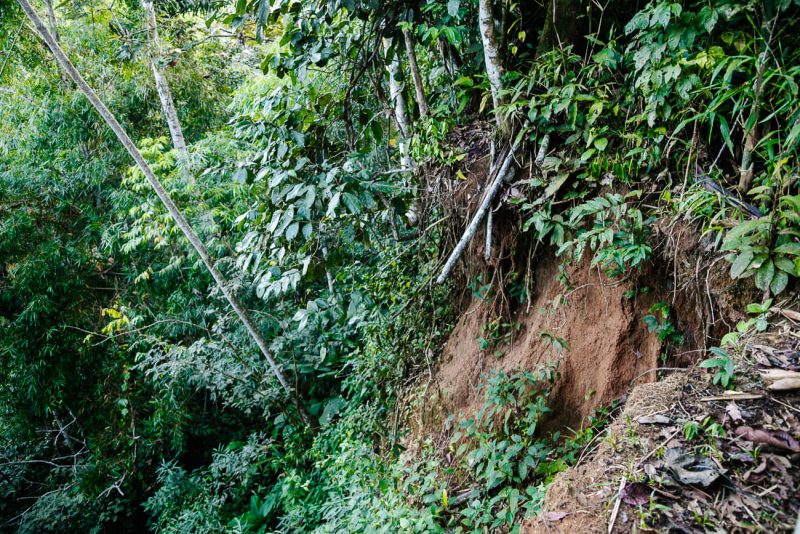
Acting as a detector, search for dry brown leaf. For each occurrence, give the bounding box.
[734,426,800,452]
[638,414,672,424]
[770,307,800,322]
[759,369,800,382]
[543,511,567,522]
[767,378,800,391]
[726,402,743,423]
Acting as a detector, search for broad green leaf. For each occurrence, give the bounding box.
[729,250,753,278]
[447,0,460,17]
[770,270,789,295]
[774,242,800,255]
[593,137,608,151]
[256,0,270,25]
[342,192,362,214]
[754,259,774,290]
[285,222,299,240]
[774,255,795,273]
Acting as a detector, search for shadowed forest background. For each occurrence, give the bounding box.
[1,0,799,531]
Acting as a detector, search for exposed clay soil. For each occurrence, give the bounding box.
[414,249,665,445]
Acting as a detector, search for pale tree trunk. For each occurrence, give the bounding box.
[141,0,188,158]
[402,27,428,117]
[16,0,310,425]
[382,37,413,170]
[42,0,59,42]
[478,0,507,134]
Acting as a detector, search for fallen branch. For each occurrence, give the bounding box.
[535,133,550,167]
[484,208,493,261]
[607,476,625,534]
[700,392,763,402]
[436,142,518,284]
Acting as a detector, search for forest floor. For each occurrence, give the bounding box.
[528,314,800,533]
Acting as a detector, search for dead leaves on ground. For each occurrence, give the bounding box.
[734,425,800,453]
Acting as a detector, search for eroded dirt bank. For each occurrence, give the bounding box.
[414,250,665,442]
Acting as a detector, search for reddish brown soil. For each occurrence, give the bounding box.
[418,250,664,441]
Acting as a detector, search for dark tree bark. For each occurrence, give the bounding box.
[536,0,586,54]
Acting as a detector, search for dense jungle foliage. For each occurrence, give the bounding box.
[0,0,798,531]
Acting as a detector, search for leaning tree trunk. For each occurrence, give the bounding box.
[16,0,310,425]
[402,27,429,117]
[141,0,188,158]
[382,37,413,170]
[536,0,584,54]
[478,0,507,134]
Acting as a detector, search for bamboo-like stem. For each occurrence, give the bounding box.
[15,0,310,424]
[383,37,413,170]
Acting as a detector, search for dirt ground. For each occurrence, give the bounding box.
[524,316,800,533]
[414,250,664,444]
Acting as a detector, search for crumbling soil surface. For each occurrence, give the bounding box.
[415,250,664,445]
[526,313,800,533]
[526,372,688,533]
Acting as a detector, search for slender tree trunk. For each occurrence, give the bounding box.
[15,0,310,425]
[141,0,187,158]
[402,27,428,117]
[478,0,507,134]
[42,0,59,42]
[382,37,413,170]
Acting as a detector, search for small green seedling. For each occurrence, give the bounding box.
[699,347,735,388]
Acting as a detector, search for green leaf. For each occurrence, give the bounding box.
[709,346,729,358]
[285,222,299,241]
[755,259,774,291]
[774,255,795,273]
[774,242,800,255]
[320,396,344,427]
[544,174,569,198]
[342,192,362,214]
[593,137,608,151]
[770,270,789,295]
[718,115,734,155]
[256,0,270,25]
[729,250,753,278]
[327,191,341,217]
[447,0,460,17]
